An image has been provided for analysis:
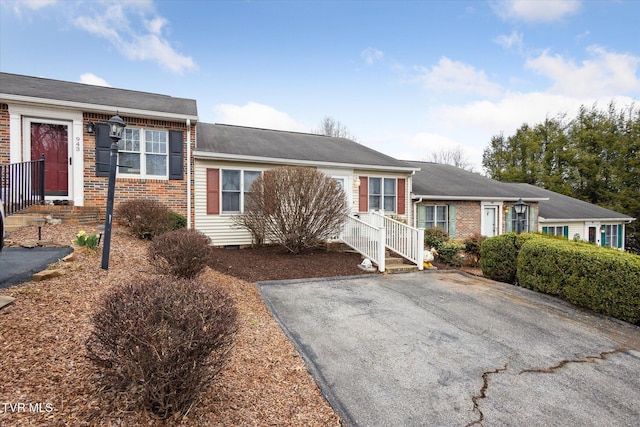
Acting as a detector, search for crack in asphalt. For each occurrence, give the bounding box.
[465,363,509,427]
[518,348,627,375]
[465,348,627,426]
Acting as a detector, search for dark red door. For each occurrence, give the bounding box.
[31,123,68,196]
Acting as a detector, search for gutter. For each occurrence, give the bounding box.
[193,150,420,173]
[411,195,549,202]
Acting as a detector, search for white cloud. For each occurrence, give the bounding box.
[213,102,307,132]
[73,1,196,74]
[361,47,384,65]
[79,73,111,87]
[525,46,640,97]
[416,57,503,98]
[494,31,523,51]
[492,0,581,23]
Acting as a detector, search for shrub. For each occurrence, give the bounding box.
[116,199,174,240]
[462,233,486,267]
[86,277,237,419]
[148,228,212,279]
[517,238,640,325]
[424,227,449,250]
[170,211,187,230]
[437,239,466,267]
[236,166,349,253]
[481,234,518,283]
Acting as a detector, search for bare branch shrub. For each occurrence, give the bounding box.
[115,199,174,240]
[148,228,212,279]
[86,277,237,419]
[237,167,349,253]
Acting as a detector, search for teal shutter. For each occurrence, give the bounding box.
[601,230,607,247]
[417,205,426,229]
[448,205,456,238]
[505,208,513,233]
[563,226,569,239]
[528,206,536,232]
[542,226,548,234]
[618,224,623,248]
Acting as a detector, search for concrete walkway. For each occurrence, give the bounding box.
[258,272,640,427]
[0,246,73,290]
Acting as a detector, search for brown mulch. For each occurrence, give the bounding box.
[0,223,360,426]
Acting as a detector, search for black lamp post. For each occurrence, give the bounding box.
[101,113,126,270]
[513,198,528,235]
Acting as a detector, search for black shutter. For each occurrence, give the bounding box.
[95,123,112,177]
[169,130,184,180]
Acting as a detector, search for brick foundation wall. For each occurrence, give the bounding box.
[454,201,481,239]
[82,113,195,218]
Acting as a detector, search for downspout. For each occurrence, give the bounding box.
[186,119,192,229]
[413,197,423,228]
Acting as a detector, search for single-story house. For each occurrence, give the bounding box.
[503,183,634,250]
[0,72,198,224]
[194,123,418,246]
[409,161,634,250]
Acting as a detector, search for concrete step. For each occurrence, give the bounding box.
[385,256,405,265]
[4,214,46,231]
[385,263,420,274]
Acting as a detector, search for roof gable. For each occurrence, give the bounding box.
[196,123,417,171]
[0,72,198,118]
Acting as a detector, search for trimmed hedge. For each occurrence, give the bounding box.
[480,233,546,283]
[517,238,640,325]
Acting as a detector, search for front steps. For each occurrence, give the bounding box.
[4,205,102,231]
[384,253,420,274]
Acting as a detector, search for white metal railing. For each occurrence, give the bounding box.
[339,215,386,272]
[371,211,424,270]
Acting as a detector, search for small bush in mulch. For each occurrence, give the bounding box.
[115,199,174,240]
[170,210,187,230]
[148,228,212,279]
[462,233,486,267]
[86,277,238,419]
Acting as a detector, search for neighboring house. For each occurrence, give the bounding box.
[408,161,546,239]
[0,73,198,223]
[194,123,418,246]
[503,183,635,250]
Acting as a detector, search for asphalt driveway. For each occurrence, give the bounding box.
[258,272,640,427]
[0,246,73,289]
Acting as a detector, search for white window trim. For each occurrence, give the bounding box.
[368,177,397,213]
[220,168,261,214]
[117,127,169,180]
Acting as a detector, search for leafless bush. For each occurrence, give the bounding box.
[148,228,212,279]
[116,199,174,240]
[86,277,237,419]
[237,167,349,253]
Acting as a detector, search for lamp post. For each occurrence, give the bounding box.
[101,113,126,270]
[513,198,528,235]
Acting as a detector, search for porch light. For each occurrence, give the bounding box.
[107,113,126,140]
[86,121,95,134]
[101,112,126,270]
[513,198,528,215]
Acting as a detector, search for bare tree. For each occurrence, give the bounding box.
[312,116,358,141]
[427,145,474,171]
[236,167,349,253]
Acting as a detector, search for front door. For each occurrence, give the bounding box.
[588,226,597,244]
[483,206,498,237]
[30,122,69,197]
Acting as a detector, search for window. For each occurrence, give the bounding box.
[419,205,448,232]
[544,226,567,238]
[604,224,619,248]
[118,128,168,178]
[368,177,396,212]
[511,206,529,232]
[221,169,260,213]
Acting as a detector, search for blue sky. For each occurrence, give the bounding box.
[1,0,639,172]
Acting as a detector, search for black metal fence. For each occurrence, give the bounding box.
[0,155,46,216]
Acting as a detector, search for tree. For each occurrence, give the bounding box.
[312,116,358,141]
[235,167,349,253]
[427,145,474,171]
[482,101,640,253]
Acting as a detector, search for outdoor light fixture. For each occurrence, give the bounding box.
[101,112,126,270]
[86,121,95,134]
[513,198,528,235]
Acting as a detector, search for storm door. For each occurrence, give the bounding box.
[30,122,69,196]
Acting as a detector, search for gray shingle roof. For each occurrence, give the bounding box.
[0,72,198,117]
[502,183,634,221]
[196,123,417,170]
[408,161,545,200]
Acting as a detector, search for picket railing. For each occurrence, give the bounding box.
[1,156,45,216]
[339,215,386,272]
[371,211,424,270]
